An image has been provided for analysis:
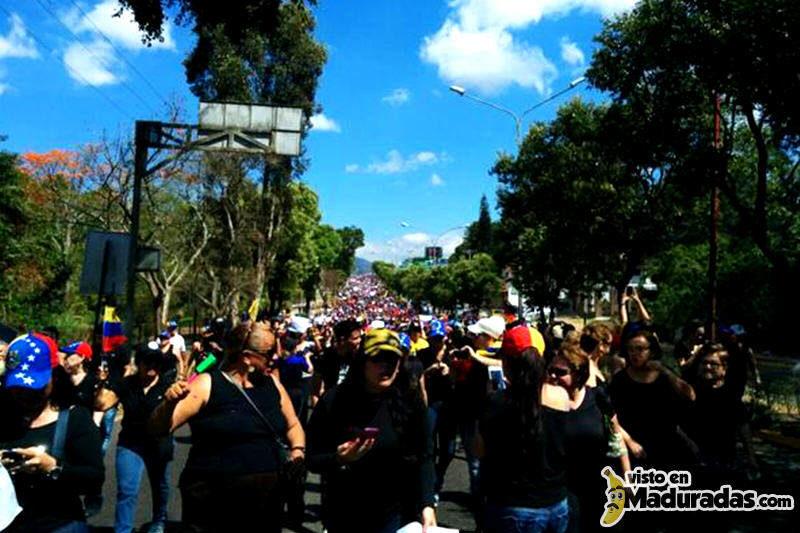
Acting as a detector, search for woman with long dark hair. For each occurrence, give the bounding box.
[475,326,570,533]
[307,329,436,533]
[149,322,305,533]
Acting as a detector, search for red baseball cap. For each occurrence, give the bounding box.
[501,325,533,358]
[61,341,93,360]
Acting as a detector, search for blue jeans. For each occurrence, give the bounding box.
[101,407,118,455]
[484,498,569,533]
[115,445,170,533]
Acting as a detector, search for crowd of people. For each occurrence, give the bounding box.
[0,274,765,533]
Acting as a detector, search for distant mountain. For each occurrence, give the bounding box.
[353,257,372,274]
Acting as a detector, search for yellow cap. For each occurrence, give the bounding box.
[364,329,403,358]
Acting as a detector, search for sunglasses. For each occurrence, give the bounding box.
[370,353,401,366]
[548,366,571,377]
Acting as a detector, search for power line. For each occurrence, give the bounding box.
[0,3,134,120]
[65,0,170,108]
[33,0,160,116]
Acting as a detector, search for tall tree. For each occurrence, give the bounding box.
[494,99,692,311]
[589,0,800,337]
[124,0,327,308]
[475,195,493,254]
[335,226,364,275]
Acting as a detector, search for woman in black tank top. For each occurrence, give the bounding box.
[149,322,306,533]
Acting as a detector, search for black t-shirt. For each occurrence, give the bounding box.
[113,374,174,460]
[562,386,614,488]
[685,381,741,464]
[71,373,99,412]
[307,383,435,530]
[609,370,686,467]
[479,390,568,508]
[418,347,453,405]
[451,352,489,418]
[316,347,352,392]
[0,406,104,532]
[182,370,287,481]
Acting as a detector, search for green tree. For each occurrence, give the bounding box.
[335,226,365,275]
[494,99,690,311]
[452,195,497,261]
[126,1,327,306]
[266,181,321,313]
[589,0,800,342]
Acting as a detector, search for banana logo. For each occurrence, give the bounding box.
[600,467,626,527]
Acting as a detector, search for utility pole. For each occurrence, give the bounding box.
[707,94,722,342]
[125,121,150,338]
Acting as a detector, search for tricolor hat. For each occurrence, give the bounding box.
[398,332,411,351]
[3,333,59,390]
[429,320,447,338]
[61,341,93,360]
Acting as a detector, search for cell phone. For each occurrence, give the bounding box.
[625,286,633,296]
[360,427,380,439]
[0,450,26,467]
[488,366,506,391]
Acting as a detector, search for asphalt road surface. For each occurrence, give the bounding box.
[88,418,798,533]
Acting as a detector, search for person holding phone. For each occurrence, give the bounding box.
[307,329,436,533]
[475,338,571,533]
[620,287,651,327]
[0,333,104,533]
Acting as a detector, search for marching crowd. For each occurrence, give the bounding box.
[0,274,764,533]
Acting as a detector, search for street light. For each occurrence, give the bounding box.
[449,76,587,145]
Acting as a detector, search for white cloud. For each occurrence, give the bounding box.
[382,88,410,106]
[560,36,584,66]
[0,14,39,59]
[402,232,431,245]
[420,0,635,94]
[69,0,175,51]
[358,230,465,264]
[310,113,341,132]
[421,20,556,94]
[63,40,119,85]
[0,82,8,95]
[430,173,445,186]
[58,0,175,87]
[349,149,446,174]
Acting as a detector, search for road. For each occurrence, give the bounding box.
[88,417,798,533]
[87,421,477,533]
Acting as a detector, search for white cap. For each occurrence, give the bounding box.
[467,316,505,339]
[369,319,386,330]
[288,316,312,334]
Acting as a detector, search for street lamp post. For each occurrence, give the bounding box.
[449,76,586,145]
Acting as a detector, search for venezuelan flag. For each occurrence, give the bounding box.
[102,306,127,353]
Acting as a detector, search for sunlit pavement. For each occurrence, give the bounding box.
[88,419,799,533]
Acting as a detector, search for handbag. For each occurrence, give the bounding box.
[220,372,306,484]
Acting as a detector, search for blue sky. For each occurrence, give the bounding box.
[0,0,637,263]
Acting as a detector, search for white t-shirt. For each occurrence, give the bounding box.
[169,333,186,353]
